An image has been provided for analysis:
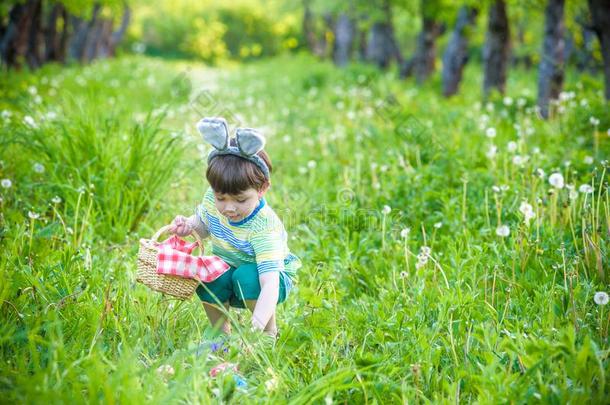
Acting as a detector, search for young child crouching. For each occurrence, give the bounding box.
[171,117,300,338]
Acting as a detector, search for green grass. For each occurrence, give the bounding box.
[1,53,609,403]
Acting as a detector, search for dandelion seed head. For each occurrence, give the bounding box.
[1,179,12,188]
[594,292,609,306]
[23,115,37,128]
[507,141,518,152]
[578,184,593,194]
[548,172,564,189]
[496,225,510,237]
[584,156,594,165]
[382,205,391,215]
[485,127,497,138]
[52,196,62,204]
[486,145,497,159]
[400,228,411,238]
[307,160,317,169]
[434,222,442,229]
[28,211,40,220]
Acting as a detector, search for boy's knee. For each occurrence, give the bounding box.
[231,264,260,300]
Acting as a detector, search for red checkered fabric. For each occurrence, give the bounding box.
[156,235,230,282]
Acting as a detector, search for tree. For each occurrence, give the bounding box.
[334,12,355,66]
[537,0,565,118]
[442,6,477,96]
[400,0,443,84]
[0,0,131,70]
[482,0,510,97]
[365,0,402,69]
[588,0,610,100]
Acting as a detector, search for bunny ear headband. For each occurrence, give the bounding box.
[196,117,270,180]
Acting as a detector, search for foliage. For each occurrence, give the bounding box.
[0,53,609,402]
[127,0,301,63]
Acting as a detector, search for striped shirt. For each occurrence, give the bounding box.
[195,187,301,280]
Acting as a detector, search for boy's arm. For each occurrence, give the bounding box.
[187,214,210,239]
[252,272,280,330]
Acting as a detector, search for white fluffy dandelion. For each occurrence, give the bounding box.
[485,127,497,138]
[23,115,37,128]
[578,184,593,194]
[1,178,12,188]
[507,141,518,152]
[594,292,609,306]
[434,222,443,229]
[382,205,392,215]
[486,145,497,159]
[512,155,528,166]
[28,211,40,220]
[51,196,62,204]
[548,172,564,189]
[519,202,535,226]
[307,160,317,169]
[495,225,510,237]
[400,228,411,239]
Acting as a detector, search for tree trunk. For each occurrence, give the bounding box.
[442,6,477,96]
[56,6,70,63]
[1,2,37,69]
[68,3,101,62]
[588,0,610,100]
[401,0,442,83]
[45,2,63,62]
[108,5,130,56]
[483,0,510,97]
[365,1,400,69]
[302,0,316,53]
[357,22,367,61]
[25,0,43,69]
[313,13,334,58]
[537,0,565,118]
[333,13,354,67]
[574,24,596,73]
[85,18,100,62]
[80,3,101,62]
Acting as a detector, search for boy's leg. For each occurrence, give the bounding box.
[196,268,234,334]
[202,301,231,334]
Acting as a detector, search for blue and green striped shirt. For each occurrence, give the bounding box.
[196,187,301,280]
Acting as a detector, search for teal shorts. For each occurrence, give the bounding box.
[195,263,293,308]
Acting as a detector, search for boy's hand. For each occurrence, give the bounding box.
[170,215,193,236]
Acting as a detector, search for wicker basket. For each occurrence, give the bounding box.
[136,224,201,300]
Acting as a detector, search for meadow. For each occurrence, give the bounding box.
[0,53,609,403]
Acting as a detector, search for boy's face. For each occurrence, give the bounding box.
[213,186,268,222]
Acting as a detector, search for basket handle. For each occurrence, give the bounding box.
[151,224,205,251]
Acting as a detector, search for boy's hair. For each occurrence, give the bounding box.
[206,138,272,194]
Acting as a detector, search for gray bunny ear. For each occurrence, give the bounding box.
[235,128,265,156]
[197,117,229,150]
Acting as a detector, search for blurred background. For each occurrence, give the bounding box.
[1,0,609,109]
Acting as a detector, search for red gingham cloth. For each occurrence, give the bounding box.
[156,235,230,282]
